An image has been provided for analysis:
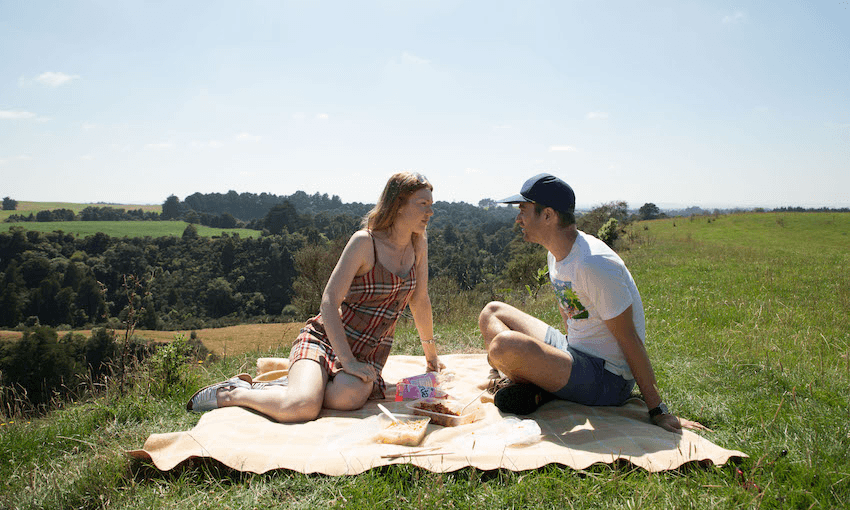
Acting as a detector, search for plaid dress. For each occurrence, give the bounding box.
[290,232,417,399]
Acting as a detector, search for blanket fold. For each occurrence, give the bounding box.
[128,354,745,474]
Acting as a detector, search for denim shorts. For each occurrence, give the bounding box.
[543,327,635,406]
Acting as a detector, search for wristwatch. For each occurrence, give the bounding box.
[648,402,669,419]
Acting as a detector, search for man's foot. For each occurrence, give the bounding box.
[494,383,554,415]
[478,376,513,403]
[485,376,513,395]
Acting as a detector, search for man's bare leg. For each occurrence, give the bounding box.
[478,301,573,393]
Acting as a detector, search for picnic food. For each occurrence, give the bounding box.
[416,401,459,416]
[375,414,430,446]
[407,397,481,427]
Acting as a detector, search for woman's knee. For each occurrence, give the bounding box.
[281,393,323,421]
[324,377,371,411]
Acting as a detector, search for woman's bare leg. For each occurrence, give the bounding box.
[322,371,374,411]
[217,359,327,422]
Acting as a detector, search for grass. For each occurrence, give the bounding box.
[0,201,161,221]
[2,212,849,508]
[0,220,261,238]
[1,201,261,238]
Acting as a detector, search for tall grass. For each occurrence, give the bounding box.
[1,212,848,509]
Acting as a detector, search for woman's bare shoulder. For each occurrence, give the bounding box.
[342,230,375,262]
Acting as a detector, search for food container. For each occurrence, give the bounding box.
[407,397,481,427]
[374,413,431,446]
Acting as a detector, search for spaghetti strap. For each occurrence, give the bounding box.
[367,229,378,262]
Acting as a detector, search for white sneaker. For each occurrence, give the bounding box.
[186,376,251,412]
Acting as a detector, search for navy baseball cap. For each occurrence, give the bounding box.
[497,173,576,213]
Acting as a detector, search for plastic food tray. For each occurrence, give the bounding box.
[374,413,430,446]
[407,397,481,427]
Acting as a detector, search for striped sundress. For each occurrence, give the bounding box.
[290,231,417,399]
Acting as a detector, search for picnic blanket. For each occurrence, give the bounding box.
[128,354,745,474]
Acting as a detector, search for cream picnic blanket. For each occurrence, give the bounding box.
[128,354,745,474]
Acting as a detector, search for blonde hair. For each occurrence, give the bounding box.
[363,172,433,236]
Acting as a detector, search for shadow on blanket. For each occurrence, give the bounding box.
[128,354,745,475]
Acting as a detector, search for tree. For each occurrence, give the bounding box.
[291,239,345,317]
[162,195,181,220]
[597,218,620,248]
[577,201,629,238]
[638,203,661,220]
[264,202,300,235]
[182,223,198,240]
[2,197,18,210]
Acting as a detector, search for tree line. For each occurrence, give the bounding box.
[0,187,648,332]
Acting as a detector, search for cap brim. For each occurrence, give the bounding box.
[496,193,532,204]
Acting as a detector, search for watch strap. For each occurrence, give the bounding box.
[648,402,669,418]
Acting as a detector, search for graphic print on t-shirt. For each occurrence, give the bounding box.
[552,279,588,320]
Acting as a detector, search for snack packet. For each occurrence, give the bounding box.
[394,372,452,401]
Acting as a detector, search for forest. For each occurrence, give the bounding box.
[0,192,555,331]
[0,189,651,332]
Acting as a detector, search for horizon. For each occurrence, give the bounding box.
[5,195,846,215]
[2,2,848,210]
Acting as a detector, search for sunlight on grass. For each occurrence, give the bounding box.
[1,212,849,509]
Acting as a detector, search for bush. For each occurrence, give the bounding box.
[0,326,85,409]
[597,218,620,248]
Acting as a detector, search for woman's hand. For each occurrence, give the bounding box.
[425,354,445,373]
[341,359,378,383]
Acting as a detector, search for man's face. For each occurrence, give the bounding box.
[515,202,543,243]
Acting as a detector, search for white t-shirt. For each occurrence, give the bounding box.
[547,231,646,380]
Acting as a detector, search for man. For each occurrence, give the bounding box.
[480,174,706,433]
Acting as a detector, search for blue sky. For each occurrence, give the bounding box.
[2,1,848,209]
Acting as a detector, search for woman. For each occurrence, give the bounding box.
[187,172,442,422]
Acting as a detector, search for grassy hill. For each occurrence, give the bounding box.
[0,220,261,238]
[0,201,161,220]
[1,211,848,509]
[1,201,262,238]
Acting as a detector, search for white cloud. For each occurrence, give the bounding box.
[191,140,224,149]
[586,111,609,120]
[400,51,431,66]
[722,11,747,24]
[316,113,329,120]
[36,71,80,87]
[549,145,578,152]
[0,109,38,120]
[145,142,174,150]
[235,132,262,142]
[464,167,482,174]
[292,112,306,120]
[81,122,98,131]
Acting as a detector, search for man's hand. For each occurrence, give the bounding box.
[652,413,712,433]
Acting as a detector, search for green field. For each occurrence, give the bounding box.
[0,201,161,221]
[0,220,261,239]
[1,212,848,509]
[1,201,262,238]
